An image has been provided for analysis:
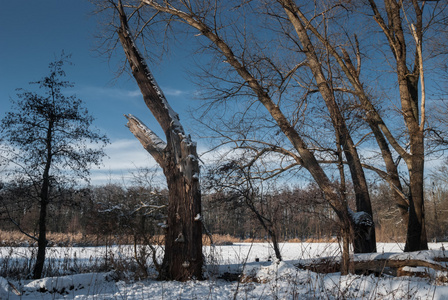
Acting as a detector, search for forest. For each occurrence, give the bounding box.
[1,175,448,247]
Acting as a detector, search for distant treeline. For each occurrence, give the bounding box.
[0,181,447,244]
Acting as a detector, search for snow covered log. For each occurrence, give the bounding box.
[296,250,448,277]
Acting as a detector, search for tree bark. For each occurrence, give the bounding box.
[280,0,376,253]
[33,120,53,279]
[117,2,203,280]
[405,136,428,251]
[367,0,427,251]
[125,117,203,281]
[33,199,47,279]
[160,146,203,280]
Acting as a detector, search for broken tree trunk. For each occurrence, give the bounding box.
[117,2,202,281]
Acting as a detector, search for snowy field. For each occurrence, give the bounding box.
[1,242,448,299]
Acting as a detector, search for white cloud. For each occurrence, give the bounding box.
[105,141,156,169]
[73,85,188,100]
[71,85,141,99]
[89,138,160,185]
[162,87,186,97]
[126,89,142,98]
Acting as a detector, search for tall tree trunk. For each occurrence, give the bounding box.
[280,0,376,253]
[117,1,203,280]
[33,120,53,279]
[158,136,203,280]
[33,199,47,279]
[405,134,428,251]
[344,140,376,253]
[34,175,50,279]
[396,63,427,252]
[366,0,428,252]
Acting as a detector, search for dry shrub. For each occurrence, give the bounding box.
[206,234,236,246]
[0,230,31,246]
[241,237,268,243]
[284,237,338,243]
[202,234,271,246]
[375,226,406,243]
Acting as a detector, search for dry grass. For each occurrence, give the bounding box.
[0,231,267,247]
[288,237,339,243]
[204,234,265,245]
[375,227,406,243]
[0,230,113,247]
[0,230,398,247]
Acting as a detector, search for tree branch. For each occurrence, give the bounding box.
[125,114,166,167]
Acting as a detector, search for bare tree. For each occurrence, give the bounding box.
[0,53,108,279]
[205,159,284,261]
[273,0,376,253]
[95,0,203,280]
[283,0,448,251]
[345,0,430,252]
[136,0,370,274]
[136,0,448,252]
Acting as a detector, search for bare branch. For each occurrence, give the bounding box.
[125,114,166,167]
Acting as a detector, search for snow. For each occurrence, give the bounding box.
[0,277,11,296]
[23,273,110,294]
[1,243,448,299]
[348,207,373,227]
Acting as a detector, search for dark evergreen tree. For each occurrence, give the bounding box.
[0,53,109,279]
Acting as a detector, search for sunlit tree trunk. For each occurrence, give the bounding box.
[367,0,427,251]
[116,2,203,280]
[280,0,376,253]
[161,162,202,280]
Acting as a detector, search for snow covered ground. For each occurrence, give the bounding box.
[1,242,448,299]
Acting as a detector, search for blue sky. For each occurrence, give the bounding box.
[0,0,201,185]
[2,1,445,187]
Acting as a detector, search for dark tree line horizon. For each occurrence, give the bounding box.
[1,175,448,245]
